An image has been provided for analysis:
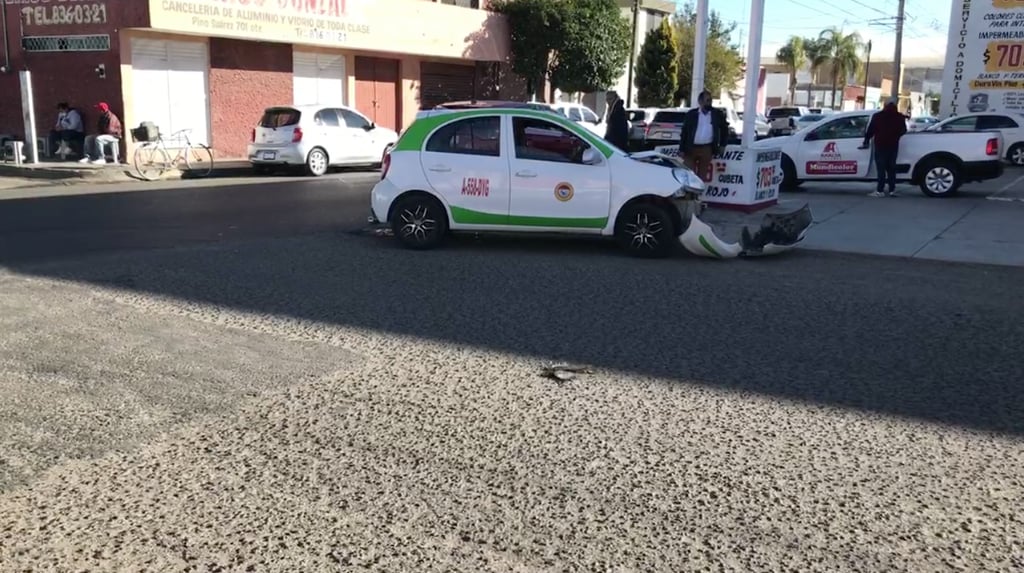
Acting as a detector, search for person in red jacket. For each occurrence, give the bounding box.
[860,97,907,197]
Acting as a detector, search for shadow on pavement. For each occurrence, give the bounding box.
[3,190,1023,437]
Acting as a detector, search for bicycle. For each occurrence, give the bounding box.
[132,128,214,181]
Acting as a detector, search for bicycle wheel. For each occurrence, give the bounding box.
[184,144,214,178]
[133,145,171,181]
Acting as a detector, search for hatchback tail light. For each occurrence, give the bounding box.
[380,149,392,180]
[986,137,999,156]
[292,127,303,143]
[250,128,255,142]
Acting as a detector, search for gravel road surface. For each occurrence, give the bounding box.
[2,225,1022,571]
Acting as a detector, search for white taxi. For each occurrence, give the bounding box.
[369,108,706,257]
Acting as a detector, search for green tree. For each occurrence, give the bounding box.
[490,0,565,99]
[803,37,831,107]
[818,27,864,109]
[635,18,679,107]
[775,36,805,105]
[549,0,631,94]
[673,3,744,106]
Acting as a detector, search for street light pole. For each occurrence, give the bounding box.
[863,40,872,109]
[625,0,640,107]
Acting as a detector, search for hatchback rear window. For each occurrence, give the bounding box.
[653,111,686,124]
[259,108,301,128]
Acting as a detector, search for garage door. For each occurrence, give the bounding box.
[131,38,209,146]
[294,51,346,106]
[419,62,476,109]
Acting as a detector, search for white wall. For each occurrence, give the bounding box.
[765,73,789,102]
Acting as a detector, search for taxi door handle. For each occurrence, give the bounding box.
[515,170,537,178]
[427,165,451,172]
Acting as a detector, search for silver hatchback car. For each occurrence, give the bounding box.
[248,104,398,176]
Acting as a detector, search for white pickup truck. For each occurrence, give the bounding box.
[751,110,1005,196]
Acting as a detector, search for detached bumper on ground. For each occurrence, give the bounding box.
[674,199,814,259]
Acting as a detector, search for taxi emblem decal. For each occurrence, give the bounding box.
[554,182,574,202]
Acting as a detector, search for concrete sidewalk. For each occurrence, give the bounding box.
[706,170,1024,268]
[0,158,255,183]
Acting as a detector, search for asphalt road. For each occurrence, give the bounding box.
[1,174,1023,571]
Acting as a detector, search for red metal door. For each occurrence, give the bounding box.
[353,56,401,131]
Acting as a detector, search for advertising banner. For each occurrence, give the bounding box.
[146,0,505,60]
[941,0,1024,117]
[653,145,782,208]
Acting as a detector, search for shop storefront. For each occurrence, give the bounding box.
[0,0,522,159]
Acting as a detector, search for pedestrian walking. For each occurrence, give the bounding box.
[678,90,729,181]
[860,97,907,197]
[603,90,629,150]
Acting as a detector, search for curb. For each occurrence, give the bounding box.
[0,161,256,184]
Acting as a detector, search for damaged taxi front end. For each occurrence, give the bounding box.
[628,150,813,259]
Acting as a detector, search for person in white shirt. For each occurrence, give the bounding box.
[49,102,85,159]
[677,90,729,182]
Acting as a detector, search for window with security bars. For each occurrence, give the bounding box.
[21,35,110,52]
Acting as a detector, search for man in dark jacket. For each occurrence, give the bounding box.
[603,90,629,150]
[860,97,907,197]
[80,102,123,165]
[678,90,730,181]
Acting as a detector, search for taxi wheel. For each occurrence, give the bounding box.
[390,195,448,250]
[615,203,674,258]
[918,159,961,197]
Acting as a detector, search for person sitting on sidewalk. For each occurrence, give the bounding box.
[860,97,907,197]
[49,102,85,159]
[79,102,122,165]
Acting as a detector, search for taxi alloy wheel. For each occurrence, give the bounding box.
[391,195,448,250]
[615,203,674,258]
[919,160,960,197]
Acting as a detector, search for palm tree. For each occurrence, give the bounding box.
[818,27,865,109]
[803,37,830,108]
[775,36,805,105]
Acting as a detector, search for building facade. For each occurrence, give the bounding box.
[0,0,523,158]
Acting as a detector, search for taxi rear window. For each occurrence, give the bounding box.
[425,116,500,157]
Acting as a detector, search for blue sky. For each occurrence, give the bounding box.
[680,0,951,65]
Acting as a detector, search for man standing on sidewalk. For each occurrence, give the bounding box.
[678,90,729,181]
[860,97,907,197]
[603,91,629,150]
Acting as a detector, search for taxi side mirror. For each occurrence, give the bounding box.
[581,147,601,165]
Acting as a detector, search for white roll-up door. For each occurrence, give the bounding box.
[131,38,210,146]
[293,51,346,106]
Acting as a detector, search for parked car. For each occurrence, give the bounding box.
[739,112,771,139]
[908,116,939,132]
[626,107,660,149]
[754,110,1005,196]
[248,104,398,176]
[641,108,688,151]
[369,108,707,258]
[550,102,606,137]
[926,112,1024,165]
[767,106,810,137]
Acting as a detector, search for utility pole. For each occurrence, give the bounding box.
[863,40,872,109]
[691,0,708,106]
[891,0,906,102]
[625,0,640,107]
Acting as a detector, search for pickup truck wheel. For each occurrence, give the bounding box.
[390,194,448,250]
[919,160,961,197]
[615,203,675,258]
[1008,143,1024,166]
